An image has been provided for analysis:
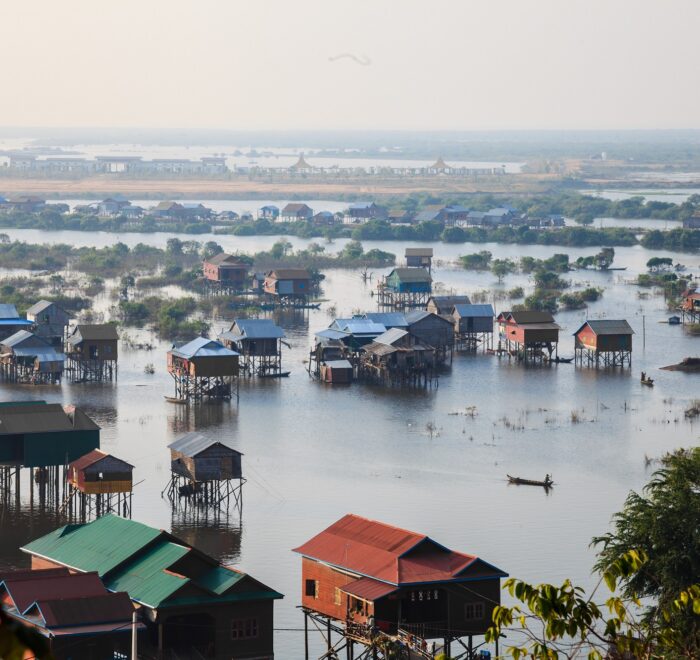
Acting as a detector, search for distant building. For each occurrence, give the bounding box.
[573,319,634,367]
[258,205,280,220]
[0,303,34,341]
[97,197,131,217]
[288,154,315,174]
[2,195,46,213]
[0,567,138,660]
[312,210,339,226]
[202,253,249,290]
[345,202,387,223]
[405,247,433,271]
[426,295,471,315]
[0,330,65,383]
[23,514,283,660]
[263,268,312,301]
[66,324,119,381]
[280,203,314,222]
[683,215,700,229]
[150,201,186,218]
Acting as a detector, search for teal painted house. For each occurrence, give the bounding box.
[0,401,100,468]
[384,267,432,294]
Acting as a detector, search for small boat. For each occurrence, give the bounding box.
[548,356,573,364]
[640,372,654,387]
[507,474,554,488]
[258,371,291,378]
[164,396,187,404]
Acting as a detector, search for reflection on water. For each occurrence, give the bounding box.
[0,227,698,658]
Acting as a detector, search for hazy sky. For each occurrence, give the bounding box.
[2,1,699,131]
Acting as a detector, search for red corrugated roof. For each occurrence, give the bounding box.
[67,449,108,472]
[293,514,504,586]
[35,591,134,628]
[1,570,106,613]
[341,577,397,601]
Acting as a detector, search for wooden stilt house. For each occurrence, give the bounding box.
[497,311,561,362]
[66,324,118,381]
[219,318,286,377]
[293,514,507,657]
[263,269,312,304]
[452,303,495,351]
[0,303,33,342]
[426,295,471,316]
[404,310,455,363]
[405,248,434,273]
[25,300,70,347]
[574,319,634,367]
[0,330,65,383]
[202,253,250,291]
[377,268,432,310]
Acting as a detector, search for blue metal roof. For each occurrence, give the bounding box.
[0,304,21,320]
[453,304,495,317]
[0,319,32,326]
[375,328,408,346]
[404,310,432,324]
[315,328,348,341]
[338,320,386,335]
[229,319,285,340]
[2,330,39,347]
[170,337,239,359]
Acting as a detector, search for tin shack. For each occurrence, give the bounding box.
[574,319,634,367]
[25,300,70,347]
[202,253,250,290]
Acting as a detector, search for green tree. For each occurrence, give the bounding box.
[491,258,517,283]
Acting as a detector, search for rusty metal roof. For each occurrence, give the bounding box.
[68,324,118,343]
[34,591,134,628]
[266,268,311,279]
[293,514,506,586]
[68,449,134,473]
[341,577,397,601]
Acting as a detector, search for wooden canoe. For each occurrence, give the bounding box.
[507,474,554,488]
[164,396,188,404]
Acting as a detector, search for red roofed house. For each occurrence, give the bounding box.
[293,514,507,654]
[497,310,561,362]
[680,289,700,322]
[0,567,138,660]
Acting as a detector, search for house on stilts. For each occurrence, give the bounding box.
[66,324,118,381]
[451,303,495,351]
[25,300,70,347]
[497,311,561,362]
[573,319,634,368]
[219,318,287,377]
[293,513,508,660]
[377,268,432,310]
[166,337,240,402]
[0,330,65,383]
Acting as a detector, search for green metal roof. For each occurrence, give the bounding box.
[195,565,246,595]
[106,540,190,608]
[160,590,284,609]
[22,514,161,576]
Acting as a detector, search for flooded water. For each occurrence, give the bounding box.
[0,227,698,658]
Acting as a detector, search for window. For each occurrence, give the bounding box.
[465,602,485,621]
[231,618,258,640]
[334,587,342,606]
[305,579,318,598]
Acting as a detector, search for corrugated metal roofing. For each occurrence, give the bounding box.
[2,330,43,348]
[69,324,119,343]
[506,311,556,324]
[21,514,162,576]
[363,312,408,328]
[170,337,239,359]
[229,319,286,340]
[323,360,352,369]
[428,295,472,311]
[388,268,432,283]
[205,252,247,266]
[375,328,408,346]
[17,349,65,363]
[266,268,311,279]
[0,304,20,319]
[293,514,505,586]
[195,566,245,595]
[36,591,134,628]
[1,570,106,613]
[362,342,398,357]
[167,432,240,458]
[405,248,434,257]
[575,319,634,336]
[341,577,397,601]
[68,449,134,473]
[339,320,386,335]
[0,319,32,327]
[26,300,55,315]
[0,402,77,434]
[315,328,348,341]
[452,304,495,318]
[106,540,190,608]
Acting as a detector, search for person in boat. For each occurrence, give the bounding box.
[641,371,646,382]
[545,474,553,486]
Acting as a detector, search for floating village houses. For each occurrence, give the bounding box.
[22,514,283,660]
[405,247,433,273]
[166,432,244,509]
[345,202,387,224]
[25,300,70,347]
[359,328,437,387]
[263,268,312,304]
[0,401,100,503]
[0,303,33,342]
[66,324,118,381]
[280,202,314,222]
[573,319,634,368]
[319,358,353,384]
[452,303,495,351]
[426,294,471,316]
[0,567,138,660]
[167,337,240,402]
[258,204,280,220]
[404,310,455,363]
[497,311,561,362]
[293,513,508,659]
[377,267,432,309]
[0,330,65,384]
[67,449,134,519]
[219,318,287,377]
[202,252,250,291]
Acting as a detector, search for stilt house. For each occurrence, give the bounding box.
[168,433,242,482]
[25,300,70,347]
[202,253,249,290]
[452,303,494,350]
[219,318,286,376]
[573,319,634,367]
[293,514,507,652]
[404,310,455,353]
[497,311,561,361]
[0,330,65,383]
[426,295,471,316]
[319,360,353,384]
[0,303,33,342]
[68,449,133,495]
[66,324,118,381]
[360,328,436,387]
[405,248,433,272]
[22,514,283,660]
[680,290,700,322]
[263,269,312,302]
